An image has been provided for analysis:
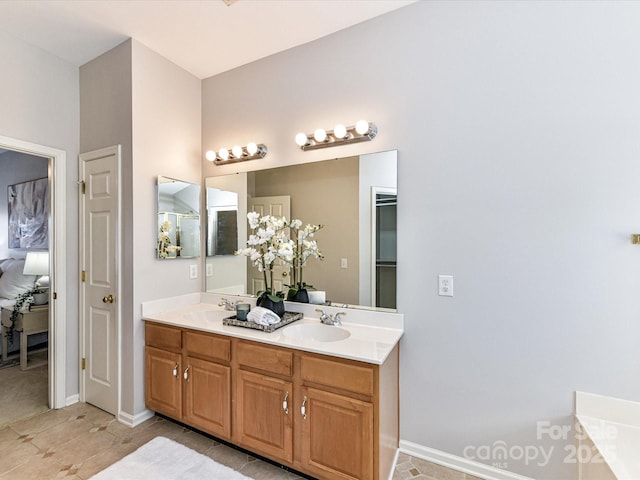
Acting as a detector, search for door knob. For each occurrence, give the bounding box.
[102,294,115,304]
[282,271,288,277]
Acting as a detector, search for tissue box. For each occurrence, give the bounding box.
[308,291,326,304]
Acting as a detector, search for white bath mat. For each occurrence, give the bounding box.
[89,436,252,480]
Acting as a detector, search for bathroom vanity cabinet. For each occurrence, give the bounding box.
[145,323,231,438]
[235,340,294,462]
[144,321,399,480]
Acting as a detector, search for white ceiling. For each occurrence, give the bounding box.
[0,0,415,79]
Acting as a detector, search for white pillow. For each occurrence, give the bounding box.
[0,259,37,300]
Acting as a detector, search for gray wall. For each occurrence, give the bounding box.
[0,30,79,398]
[202,2,640,478]
[81,39,202,418]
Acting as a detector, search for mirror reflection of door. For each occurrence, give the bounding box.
[248,195,291,295]
[206,187,238,256]
[374,191,397,309]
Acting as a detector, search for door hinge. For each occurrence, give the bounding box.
[82,358,86,370]
[78,180,86,194]
[81,270,86,282]
[53,291,57,300]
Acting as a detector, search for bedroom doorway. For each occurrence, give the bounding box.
[0,135,68,413]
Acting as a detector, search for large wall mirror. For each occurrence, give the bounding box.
[157,176,201,259]
[205,150,397,311]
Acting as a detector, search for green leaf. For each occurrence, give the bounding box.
[267,293,283,302]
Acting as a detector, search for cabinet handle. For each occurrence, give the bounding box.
[183,365,190,383]
[301,395,307,420]
[282,391,289,415]
[172,363,179,377]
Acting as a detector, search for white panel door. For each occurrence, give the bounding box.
[248,196,290,295]
[80,146,120,415]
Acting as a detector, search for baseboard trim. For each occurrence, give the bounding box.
[399,440,534,480]
[65,394,79,406]
[118,408,155,427]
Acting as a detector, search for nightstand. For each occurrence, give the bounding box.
[1,305,48,370]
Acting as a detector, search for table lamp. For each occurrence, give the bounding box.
[23,251,49,305]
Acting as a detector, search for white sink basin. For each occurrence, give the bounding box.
[282,323,351,342]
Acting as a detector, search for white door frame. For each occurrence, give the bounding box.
[0,134,67,409]
[78,145,121,416]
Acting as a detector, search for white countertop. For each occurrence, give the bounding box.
[142,295,403,365]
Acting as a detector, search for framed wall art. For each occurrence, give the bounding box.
[7,177,49,249]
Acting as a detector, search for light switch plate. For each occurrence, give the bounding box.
[438,275,453,296]
[206,263,213,277]
[189,264,198,279]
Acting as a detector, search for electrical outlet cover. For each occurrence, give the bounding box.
[438,275,453,297]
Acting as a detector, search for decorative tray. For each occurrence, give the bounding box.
[222,311,303,333]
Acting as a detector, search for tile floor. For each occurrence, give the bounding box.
[0,351,48,426]
[393,453,483,480]
[0,402,306,479]
[0,394,473,480]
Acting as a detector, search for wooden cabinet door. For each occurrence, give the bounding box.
[235,369,293,463]
[145,346,182,419]
[184,356,231,439]
[300,387,374,480]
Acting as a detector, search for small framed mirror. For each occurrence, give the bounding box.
[157,176,200,259]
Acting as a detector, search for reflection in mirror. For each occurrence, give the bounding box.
[204,150,397,311]
[157,176,200,259]
[206,187,238,256]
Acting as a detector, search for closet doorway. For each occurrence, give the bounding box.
[0,135,68,414]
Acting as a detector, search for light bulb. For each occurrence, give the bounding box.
[246,142,258,155]
[333,124,347,139]
[295,133,309,147]
[218,148,229,161]
[314,128,327,142]
[231,145,243,158]
[205,150,216,162]
[355,120,370,135]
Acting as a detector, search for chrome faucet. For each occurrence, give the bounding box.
[218,297,238,311]
[315,308,346,326]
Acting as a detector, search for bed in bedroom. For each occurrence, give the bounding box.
[0,258,48,360]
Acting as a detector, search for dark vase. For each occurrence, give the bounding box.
[286,284,309,303]
[257,293,285,317]
[292,288,309,303]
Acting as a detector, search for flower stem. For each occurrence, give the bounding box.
[262,258,268,292]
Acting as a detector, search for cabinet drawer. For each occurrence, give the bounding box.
[301,355,375,397]
[185,330,231,363]
[145,323,181,352]
[236,341,293,377]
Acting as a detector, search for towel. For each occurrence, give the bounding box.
[247,306,281,326]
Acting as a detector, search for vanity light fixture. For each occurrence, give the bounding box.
[205,142,267,165]
[295,120,378,151]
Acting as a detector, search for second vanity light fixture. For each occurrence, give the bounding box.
[205,142,267,165]
[295,120,378,151]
